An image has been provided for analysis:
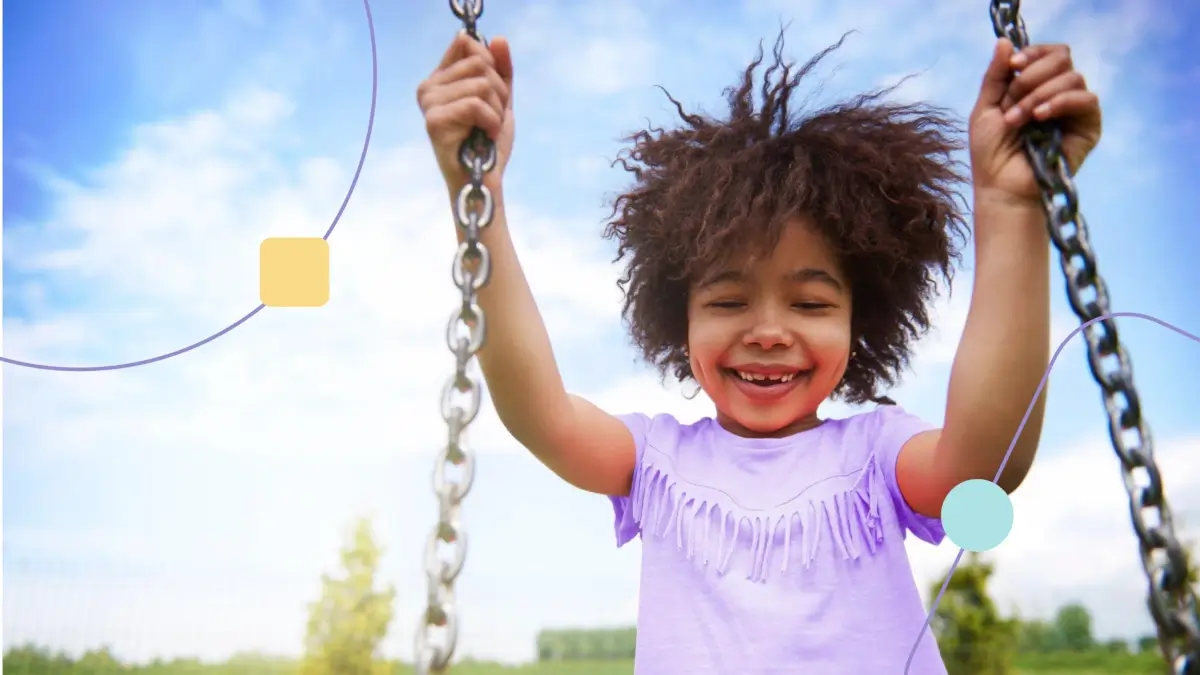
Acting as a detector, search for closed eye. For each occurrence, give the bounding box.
[795,303,831,310]
[708,301,745,309]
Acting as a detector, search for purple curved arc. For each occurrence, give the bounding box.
[2,305,265,372]
[0,0,378,374]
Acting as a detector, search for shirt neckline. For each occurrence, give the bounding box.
[705,415,840,449]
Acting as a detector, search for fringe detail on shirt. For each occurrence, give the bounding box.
[627,450,887,583]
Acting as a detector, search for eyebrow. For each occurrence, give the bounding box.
[790,267,844,291]
[699,267,844,292]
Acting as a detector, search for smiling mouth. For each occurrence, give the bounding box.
[724,368,812,387]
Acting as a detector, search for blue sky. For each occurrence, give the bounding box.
[4,0,1200,665]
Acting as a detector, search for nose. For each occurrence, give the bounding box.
[742,304,793,350]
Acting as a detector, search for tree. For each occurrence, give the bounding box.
[76,647,122,674]
[1016,619,1060,653]
[1137,634,1160,653]
[1052,603,1094,652]
[929,553,1019,675]
[301,517,397,675]
[1101,637,1130,654]
[537,628,636,661]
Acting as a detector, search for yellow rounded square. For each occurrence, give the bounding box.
[259,237,330,307]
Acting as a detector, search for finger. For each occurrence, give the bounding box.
[435,32,471,70]
[1029,89,1100,123]
[974,38,1014,109]
[420,56,508,111]
[435,30,494,72]
[425,97,505,140]
[1005,46,1073,105]
[1003,70,1087,126]
[418,54,508,127]
[490,36,514,110]
[418,76,506,128]
[1008,43,1070,71]
[425,52,506,93]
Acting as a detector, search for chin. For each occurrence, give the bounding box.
[718,393,815,435]
[732,404,811,430]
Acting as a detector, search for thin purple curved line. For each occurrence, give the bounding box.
[1,305,267,372]
[323,0,377,241]
[0,0,378,374]
[904,311,1200,673]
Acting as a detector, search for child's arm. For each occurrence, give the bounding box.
[943,195,1052,490]
[902,197,1051,499]
[896,39,1102,517]
[452,182,637,495]
[420,33,636,496]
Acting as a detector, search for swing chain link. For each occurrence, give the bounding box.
[991,2,1200,673]
[415,1,493,673]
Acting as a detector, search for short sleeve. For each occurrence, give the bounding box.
[609,412,652,548]
[872,405,946,545]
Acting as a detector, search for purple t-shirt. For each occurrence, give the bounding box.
[609,405,947,674]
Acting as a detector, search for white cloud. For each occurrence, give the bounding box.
[5,83,627,465]
[507,0,658,97]
[918,281,1081,368]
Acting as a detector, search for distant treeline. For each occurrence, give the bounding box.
[536,628,637,661]
[2,646,302,675]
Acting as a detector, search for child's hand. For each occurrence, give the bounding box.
[968,39,1102,205]
[418,32,515,188]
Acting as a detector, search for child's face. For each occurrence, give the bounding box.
[687,218,852,437]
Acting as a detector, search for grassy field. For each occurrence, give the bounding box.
[2,651,1168,675]
[399,652,1165,675]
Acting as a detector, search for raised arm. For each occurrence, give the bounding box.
[418,33,636,495]
[895,40,1102,517]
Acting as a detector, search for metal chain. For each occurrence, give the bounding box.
[989,2,1200,673]
[414,1,495,673]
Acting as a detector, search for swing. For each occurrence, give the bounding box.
[412,1,1200,673]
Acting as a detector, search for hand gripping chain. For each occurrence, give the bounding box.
[991,2,1200,672]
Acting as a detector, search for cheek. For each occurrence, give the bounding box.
[817,321,853,352]
[802,315,854,364]
[686,317,729,376]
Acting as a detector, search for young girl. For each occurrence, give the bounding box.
[418,27,1101,674]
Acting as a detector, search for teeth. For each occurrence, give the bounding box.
[736,371,797,383]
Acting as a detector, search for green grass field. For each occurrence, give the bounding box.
[3,651,1167,675]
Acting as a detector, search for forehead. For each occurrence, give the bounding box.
[764,223,840,265]
[700,218,843,281]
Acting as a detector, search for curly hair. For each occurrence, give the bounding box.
[603,29,969,405]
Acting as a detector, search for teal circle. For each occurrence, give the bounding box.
[941,479,1014,552]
